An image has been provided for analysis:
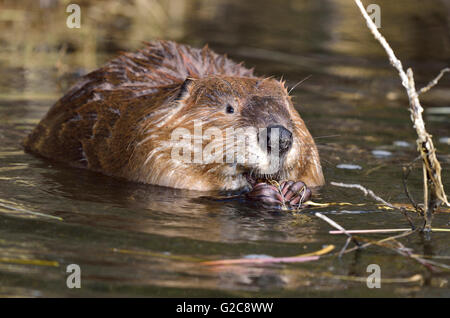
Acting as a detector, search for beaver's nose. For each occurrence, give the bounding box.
[265,124,292,156]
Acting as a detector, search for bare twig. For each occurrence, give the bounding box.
[315,212,360,256]
[354,0,450,231]
[418,68,450,95]
[315,212,352,238]
[343,229,417,255]
[402,159,423,214]
[392,240,448,271]
[330,182,392,207]
[339,237,352,258]
[330,228,411,234]
[331,181,416,229]
[330,228,450,234]
[335,228,448,271]
[325,223,448,271]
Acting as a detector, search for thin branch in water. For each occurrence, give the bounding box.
[339,237,352,258]
[329,228,450,234]
[327,224,448,271]
[354,0,449,231]
[392,240,448,271]
[400,167,419,227]
[402,157,423,215]
[343,229,417,255]
[315,212,360,251]
[340,229,448,271]
[331,181,415,229]
[330,181,392,207]
[330,228,411,234]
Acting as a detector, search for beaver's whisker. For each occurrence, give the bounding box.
[313,134,341,140]
[288,75,312,95]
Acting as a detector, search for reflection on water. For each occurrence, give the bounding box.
[0,0,449,297]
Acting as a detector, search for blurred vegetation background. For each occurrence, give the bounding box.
[0,0,448,102]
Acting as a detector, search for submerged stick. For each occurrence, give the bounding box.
[354,0,449,231]
[201,245,334,266]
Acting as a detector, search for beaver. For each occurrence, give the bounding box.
[24,40,324,208]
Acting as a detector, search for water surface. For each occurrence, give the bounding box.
[0,0,449,297]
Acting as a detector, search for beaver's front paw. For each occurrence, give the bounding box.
[279,180,312,208]
[245,180,311,209]
[245,182,284,205]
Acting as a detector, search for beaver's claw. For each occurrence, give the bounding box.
[245,180,312,209]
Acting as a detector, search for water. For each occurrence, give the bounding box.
[0,0,449,297]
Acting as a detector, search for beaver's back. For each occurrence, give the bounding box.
[24,40,255,174]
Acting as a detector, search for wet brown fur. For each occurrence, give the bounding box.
[24,40,324,191]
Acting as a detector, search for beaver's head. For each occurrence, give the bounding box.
[138,76,322,190]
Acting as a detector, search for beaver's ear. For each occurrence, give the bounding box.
[175,78,194,101]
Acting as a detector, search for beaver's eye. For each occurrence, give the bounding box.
[225,104,235,114]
